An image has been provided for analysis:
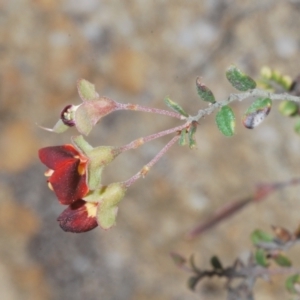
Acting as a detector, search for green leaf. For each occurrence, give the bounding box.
[242,98,272,129]
[188,121,197,149]
[164,97,188,117]
[294,118,300,135]
[179,129,187,146]
[77,79,98,101]
[274,254,292,267]
[226,65,256,91]
[279,101,298,117]
[286,274,300,294]
[215,105,235,136]
[254,249,269,267]
[170,252,187,267]
[188,276,199,291]
[195,77,216,103]
[210,256,223,270]
[251,229,274,245]
[245,98,272,115]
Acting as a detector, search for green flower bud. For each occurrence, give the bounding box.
[279,101,298,117]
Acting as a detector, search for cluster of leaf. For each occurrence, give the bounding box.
[164,66,274,142]
[217,66,272,135]
[251,226,300,296]
[163,97,198,148]
[171,225,300,299]
[258,67,300,135]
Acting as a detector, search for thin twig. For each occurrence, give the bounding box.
[117,103,184,120]
[189,89,300,123]
[123,135,180,188]
[187,178,300,239]
[119,122,189,152]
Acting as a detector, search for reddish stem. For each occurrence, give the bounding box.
[119,122,189,152]
[116,103,184,120]
[123,135,180,188]
[187,178,300,239]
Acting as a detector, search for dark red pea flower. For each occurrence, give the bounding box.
[57,200,98,233]
[38,145,89,205]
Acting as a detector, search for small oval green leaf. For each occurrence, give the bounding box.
[179,129,187,146]
[294,118,300,135]
[196,77,216,103]
[188,276,199,291]
[286,274,300,294]
[216,105,235,136]
[242,98,272,129]
[251,229,274,245]
[188,121,197,149]
[226,65,256,91]
[210,256,223,270]
[255,249,269,267]
[164,97,188,117]
[274,254,292,267]
[279,101,298,117]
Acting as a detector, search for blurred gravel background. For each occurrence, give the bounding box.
[1,1,300,299]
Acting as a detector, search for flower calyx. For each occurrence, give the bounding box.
[43,79,119,135]
[72,135,121,190]
[57,182,127,233]
[83,182,127,230]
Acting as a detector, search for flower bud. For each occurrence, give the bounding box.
[57,200,98,233]
[41,79,118,135]
[60,104,77,126]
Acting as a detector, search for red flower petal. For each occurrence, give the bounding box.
[57,200,98,233]
[38,145,80,170]
[49,159,88,205]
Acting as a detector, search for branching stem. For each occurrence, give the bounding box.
[188,88,300,123]
[119,122,189,152]
[123,135,180,188]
